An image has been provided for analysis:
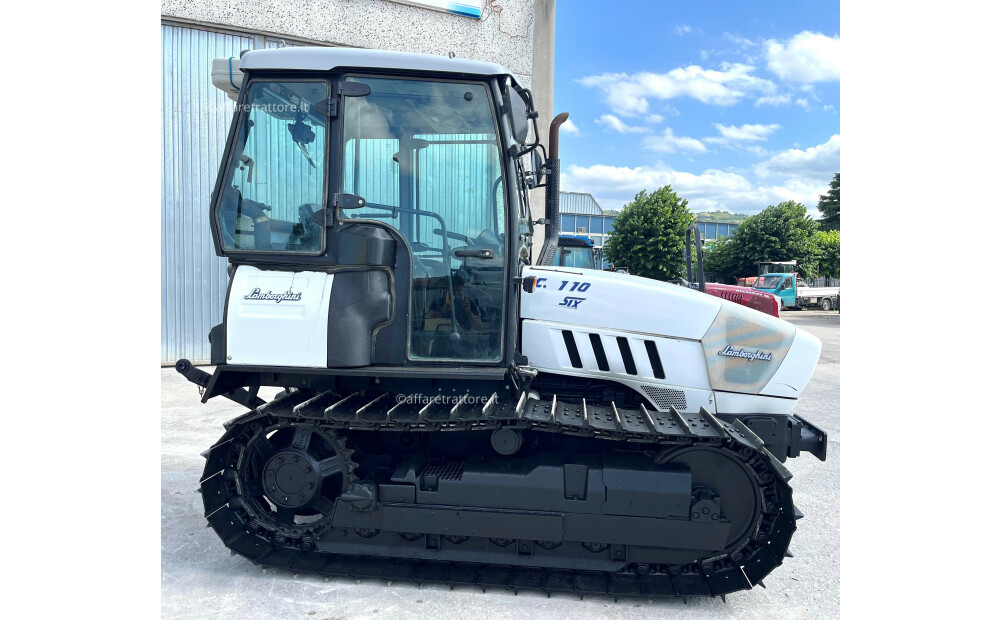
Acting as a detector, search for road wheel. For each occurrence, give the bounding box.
[821,298,832,311]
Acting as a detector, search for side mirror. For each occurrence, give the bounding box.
[529,149,544,187]
[504,85,530,145]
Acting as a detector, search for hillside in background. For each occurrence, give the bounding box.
[694,211,749,223]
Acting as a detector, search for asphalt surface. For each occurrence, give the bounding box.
[161,310,839,619]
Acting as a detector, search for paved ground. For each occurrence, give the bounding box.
[161,310,839,619]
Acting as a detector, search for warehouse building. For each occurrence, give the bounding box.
[161,0,548,363]
[557,192,616,269]
[695,216,743,242]
[558,192,745,269]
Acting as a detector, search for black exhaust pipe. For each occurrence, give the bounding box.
[537,112,570,266]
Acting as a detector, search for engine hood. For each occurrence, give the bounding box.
[519,267,821,405]
[521,266,722,340]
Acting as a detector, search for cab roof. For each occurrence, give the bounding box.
[240,47,515,82]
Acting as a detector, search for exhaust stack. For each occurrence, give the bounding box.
[537,112,569,266]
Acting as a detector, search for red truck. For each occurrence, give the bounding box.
[684,226,780,317]
[704,282,780,317]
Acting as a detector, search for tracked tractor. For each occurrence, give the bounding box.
[176,47,827,599]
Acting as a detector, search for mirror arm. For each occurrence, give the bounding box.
[513,85,546,160]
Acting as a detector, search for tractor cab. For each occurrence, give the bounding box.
[206,48,543,371]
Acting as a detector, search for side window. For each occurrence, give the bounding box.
[217,80,329,253]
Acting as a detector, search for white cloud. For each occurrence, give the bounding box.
[708,123,781,143]
[795,98,810,110]
[577,63,776,116]
[755,93,791,107]
[823,104,835,112]
[646,113,665,124]
[675,24,692,35]
[766,31,840,83]
[561,135,839,215]
[755,134,840,183]
[641,127,706,153]
[561,118,580,135]
[596,114,650,134]
[724,32,756,49]
[562,163,829,214]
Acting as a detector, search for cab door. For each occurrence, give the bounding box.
[779,276,796,308]
[211,79,334,367]
[339,76,507,363]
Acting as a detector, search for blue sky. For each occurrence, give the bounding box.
[552,1,840,216]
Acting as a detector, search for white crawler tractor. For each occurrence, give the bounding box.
[176,47,827,599]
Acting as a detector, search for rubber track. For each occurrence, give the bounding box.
[199,388,797,599]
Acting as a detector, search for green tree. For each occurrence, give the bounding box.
[701,201,819,283]
[603,186,695,281]
[813,229,840,279]
[701,236,737,283]
[817,173,839,231]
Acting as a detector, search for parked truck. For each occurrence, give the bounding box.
[753,272,839,310]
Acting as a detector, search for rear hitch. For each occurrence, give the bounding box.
[175,359,211,388]
[174,359,265,409]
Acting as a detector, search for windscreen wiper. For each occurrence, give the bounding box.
[288,119,317,169]
[294,142,317,168]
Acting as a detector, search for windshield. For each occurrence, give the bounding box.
[754,275,784,289]
[216,80,329,253]
[555,246,596,269]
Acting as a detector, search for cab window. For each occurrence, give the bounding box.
[216,81,329,253]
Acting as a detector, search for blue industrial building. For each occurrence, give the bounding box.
[558,192,616,269]
[694,219,741,242]
[558,192,744,269]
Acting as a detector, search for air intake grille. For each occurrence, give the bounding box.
[419,461,465,481]
[640,386,688,410]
